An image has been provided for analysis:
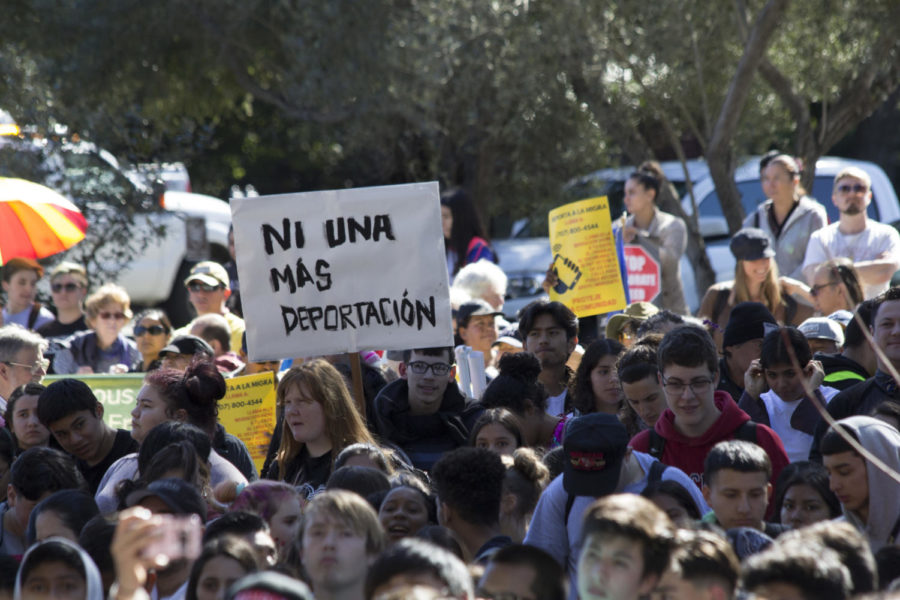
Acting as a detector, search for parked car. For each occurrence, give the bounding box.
[496,156,900,318]
[0,133,230,325]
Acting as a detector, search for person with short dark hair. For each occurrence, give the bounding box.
[26,488,99,545]
[518,300,579,415]
[431,447,510,562]
[629,326,789,490]
[301,489,386,600]
[577,493,675,600]
[777,519,877,595]
[0,446,86,557]
[739,326,839,462]
[742,541,851,600]
[617,335,666,432]
[652,528,740,600]
[1,257,55,330]
[640,480,702,526]
[716,302,777,403]
[811,288,900,460]
[190,313,245,373]
[701,440,785,538]
[37,378,137,493]
[202,510,277,568]
[478,544,566,600]
[820,415,900,551]
[373,347,480,471]
[364,537,473,600]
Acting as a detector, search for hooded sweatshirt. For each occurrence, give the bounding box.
[629,390,789,489]
[14,536,104,600]
[829,416,900,552]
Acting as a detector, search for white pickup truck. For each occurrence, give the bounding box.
[0,135,232,325]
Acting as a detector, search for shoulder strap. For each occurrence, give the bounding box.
[712,289,730,326]
[564,493,576,526]
[26,302,42,330]
[783,293,798,324]
[648,429,666,459]
[647,461,668,486]
[735,421,758,443]
[754,211,760,229]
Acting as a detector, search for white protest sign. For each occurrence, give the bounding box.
[231,182,453,360]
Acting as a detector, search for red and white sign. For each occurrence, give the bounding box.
[624,245,660,303]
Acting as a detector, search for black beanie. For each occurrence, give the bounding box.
[722,302,777,348]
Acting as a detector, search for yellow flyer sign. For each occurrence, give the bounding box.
[220,372,278,473]
[548,196,627,317]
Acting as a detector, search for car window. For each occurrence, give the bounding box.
[697,175,879,227]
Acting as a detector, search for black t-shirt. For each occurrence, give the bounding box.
[78,429,138,494]
[36,315,89,339]
[272,448,333,500]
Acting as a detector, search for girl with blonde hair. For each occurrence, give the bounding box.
[266,359,375,499]
[699,227,812,350]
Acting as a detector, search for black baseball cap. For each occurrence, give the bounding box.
[125,478,207,523]
[457,299,502,328]
[730,228,775,262]
[562,413,630,497]
[158,334,214,358]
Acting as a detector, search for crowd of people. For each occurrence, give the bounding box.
[1,162,900,600]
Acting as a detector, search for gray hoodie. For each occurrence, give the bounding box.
[743,196,827,280]
[832,416,900,552]
[14,536,103,600]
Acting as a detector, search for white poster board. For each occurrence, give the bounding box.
[231,182,453,361]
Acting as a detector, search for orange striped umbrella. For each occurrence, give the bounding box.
[0,177,88,264]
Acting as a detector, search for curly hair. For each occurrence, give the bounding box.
[431,447,506,527]
[572,339,624,414]
[480,352,546,415]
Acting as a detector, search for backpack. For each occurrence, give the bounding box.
[647,421,758,460]
[563,460,669,525]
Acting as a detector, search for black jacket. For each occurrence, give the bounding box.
[373,379,482,471]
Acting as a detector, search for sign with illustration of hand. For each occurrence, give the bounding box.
[219,371,277,473]
[231,182,454,361]
[548,196,627,317]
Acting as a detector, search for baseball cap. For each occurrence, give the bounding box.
[185,261,229,289]
[730,228,775,261]
[826,310,853,328]
[722,302,778,348]
[492,335,523,349]
[605,302,659,340]
[126,478,207,523]
[49,261,87,285]
[158,334,214,358]
[457,299,502,328]
[227,572,314,600]
[562,413,629,497]
[798,317,845,347]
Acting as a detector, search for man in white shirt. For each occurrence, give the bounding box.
[802,167,900,299]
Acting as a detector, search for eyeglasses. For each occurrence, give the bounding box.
[837,183,868,194]
[406,361,453,376]
[810,282,838,297]
[660,376,713,396]
[4,358,50,375]
[188,282,223,293]
[98,311,127,321]
[51,282,83,293]
[134,324,167,336]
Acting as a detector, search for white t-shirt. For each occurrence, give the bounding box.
[761,386,839,462]
[546,391,566,416]
[803,221,900,299]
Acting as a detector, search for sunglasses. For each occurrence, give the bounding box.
[188,282,223,293]
[810,282,838,297]
[837,183,868,194]
[98,311,127,321]
[51,282,83,293]
[134,324,167,336]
